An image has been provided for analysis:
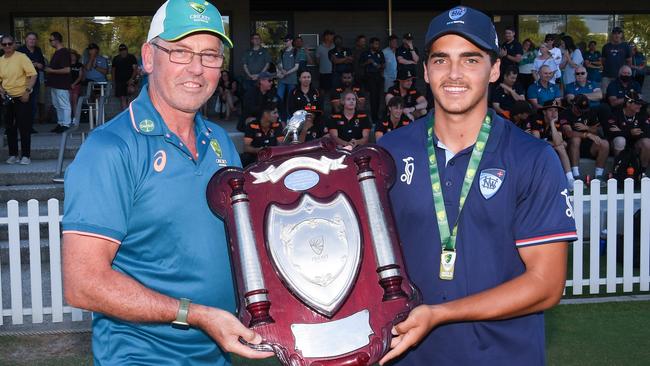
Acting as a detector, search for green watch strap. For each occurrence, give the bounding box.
[172,298,191,330]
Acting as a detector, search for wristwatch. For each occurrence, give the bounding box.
[171,298,191,330]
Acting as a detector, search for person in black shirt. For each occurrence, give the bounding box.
[605,91,650,175]
[491,66,525,119]
[385,69,427,120]
[240,71,278,131]
[559,94,610,180]
[499,26,523,78]
[510,100,533,133]
[241,102,284,166]
[111,44,138,110]
[327,90,371,147]
[375,96,410,141]
[17,32,46,124]
[69,50,85,118]
[287,70,327,142]
[531,100,575,187]
[330,71,367,113]
[328,35,353,89]
[396,33,419,77]
[360,37,385,122]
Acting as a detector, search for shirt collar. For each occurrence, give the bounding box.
[128,86,212,137]
[428,108,504,157]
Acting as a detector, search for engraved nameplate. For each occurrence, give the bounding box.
[291,309,373,358]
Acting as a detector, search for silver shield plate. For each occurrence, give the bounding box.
[266,193,361,317]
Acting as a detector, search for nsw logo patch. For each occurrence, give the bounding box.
[479,168,505,199]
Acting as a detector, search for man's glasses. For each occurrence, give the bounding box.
[48,39,55,42]
[1,42,14,47]
[151,43,224,69]
[575,72,587,75]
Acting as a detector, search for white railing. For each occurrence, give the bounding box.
[0,178,649,327]
[0,199,85,326]
[567,178,650,295]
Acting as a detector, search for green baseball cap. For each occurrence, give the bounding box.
[147,0,233,48]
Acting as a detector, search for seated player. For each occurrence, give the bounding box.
[329,71,367,113]
[606,66,643,108]
[241,103,285,166]
[286,70,328,142]
[385,69,428,120]
[327,90,371,147]
[531,100,575,188]
[527,64,562,110]
[559,94,610,181]
[240,71,278,131]
[375,96,411,141]
[564,66,602,108]
[491,66,525,119]
[605,91,650,177]
[509,100,534,134]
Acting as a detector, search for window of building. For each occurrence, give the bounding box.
[13,15,232,70]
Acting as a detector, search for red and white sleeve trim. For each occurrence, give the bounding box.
[515,231,578,247]
[62,230,122,245]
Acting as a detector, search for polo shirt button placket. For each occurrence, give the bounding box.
[445,180,453,187]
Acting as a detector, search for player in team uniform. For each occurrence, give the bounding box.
[241,103,284,166]
[385,69,428,120]
[558,94,610,181]
[377,7,576,366]
[329,71,367,113]
[605,91,650,176]
[327,90,371,147]
[375,96,411,141]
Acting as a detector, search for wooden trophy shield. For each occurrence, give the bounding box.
[206,137,421,366]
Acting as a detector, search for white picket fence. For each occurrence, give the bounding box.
[0,178,649,327]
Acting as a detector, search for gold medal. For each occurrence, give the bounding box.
[439,250,456,280]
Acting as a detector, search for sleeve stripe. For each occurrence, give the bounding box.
[516,231,578,246]
[62,230,122,245]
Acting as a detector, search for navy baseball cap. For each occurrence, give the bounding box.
[424,6,499,54]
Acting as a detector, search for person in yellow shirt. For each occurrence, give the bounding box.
[0,35,37,165]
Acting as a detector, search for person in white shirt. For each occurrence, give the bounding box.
[533,43,560,84]
[561,35,583,85]
[544,34,563,82]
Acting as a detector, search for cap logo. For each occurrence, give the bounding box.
[189,2,206,14]
[448,7,467,21]
[139,119,155,133]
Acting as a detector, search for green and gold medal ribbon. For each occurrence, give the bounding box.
[427,114,492,280]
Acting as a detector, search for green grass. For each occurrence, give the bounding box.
[545,301,650,366]
[2,301,650,365]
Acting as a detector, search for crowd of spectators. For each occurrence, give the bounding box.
[494,25,648,186]
[0,31,143,165]
[1,25,647,181]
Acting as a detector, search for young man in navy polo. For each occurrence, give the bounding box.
[378,7,577,366]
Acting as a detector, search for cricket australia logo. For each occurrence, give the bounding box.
[479,168,505,199]
[189,2,206,13]
[449,7,467,20]
[400,157,415,185]
[560,189,574,218]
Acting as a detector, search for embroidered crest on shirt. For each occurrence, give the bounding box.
[400,157,414,185]
[479,168,505,199]
[139,119,155,133]
[153,150,167,173]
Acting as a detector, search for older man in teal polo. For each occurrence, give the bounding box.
[61,1,273,364]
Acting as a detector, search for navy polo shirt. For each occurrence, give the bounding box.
[606,79,642,101]
[378,110,577,365]
[62,87,241,365]
[527,80,561,105]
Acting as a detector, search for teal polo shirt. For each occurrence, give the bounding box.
[62,87,241,365]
